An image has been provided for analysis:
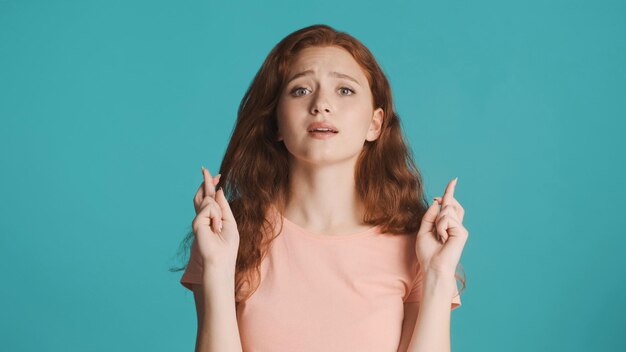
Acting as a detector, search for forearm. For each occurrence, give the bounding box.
[406,269,457,352]
[197,268,243,352]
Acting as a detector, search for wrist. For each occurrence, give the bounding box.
[203,265,236,285]
[422,267,457,299]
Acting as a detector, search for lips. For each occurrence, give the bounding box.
[307,121,339,133]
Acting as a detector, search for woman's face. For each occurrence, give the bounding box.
[276,45,384,166]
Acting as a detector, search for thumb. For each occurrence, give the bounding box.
[419,201,440,234]
[214,187,235,222]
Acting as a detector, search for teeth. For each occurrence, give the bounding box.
[310,128,335,132]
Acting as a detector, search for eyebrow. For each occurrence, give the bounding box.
[286,70,361,86]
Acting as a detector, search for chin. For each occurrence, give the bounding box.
[292,151,360,166]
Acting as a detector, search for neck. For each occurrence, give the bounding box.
[281,155,368,234]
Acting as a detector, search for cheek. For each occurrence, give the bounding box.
[276,102,302,131]
[346,105,374,133]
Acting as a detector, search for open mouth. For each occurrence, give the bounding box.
[307,128,339,134]
[307,128,339,139]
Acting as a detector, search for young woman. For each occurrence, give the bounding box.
[177,24,469,352]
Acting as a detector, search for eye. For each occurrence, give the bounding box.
[290,86,310,97]
[339,87,355,96]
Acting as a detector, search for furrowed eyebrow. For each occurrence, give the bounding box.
[286,70,361,86]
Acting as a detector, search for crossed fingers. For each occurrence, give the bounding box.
[432,177,468,242]
[433,177,464,223]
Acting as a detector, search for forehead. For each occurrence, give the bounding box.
[287,46,368,84]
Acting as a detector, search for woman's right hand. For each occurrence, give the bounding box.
[191,166,240,270]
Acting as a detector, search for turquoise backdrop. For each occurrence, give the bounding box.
[1,0,624,351]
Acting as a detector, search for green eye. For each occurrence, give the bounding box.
[291,87,309,96]
[290,86,355,97]
[339,87,355,95]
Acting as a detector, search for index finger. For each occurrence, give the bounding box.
[442,177,458,205]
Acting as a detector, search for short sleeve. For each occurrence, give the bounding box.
[180,238,204,291]
[404,265,462,311]
[451,291,461,310]
[404,264,423,303]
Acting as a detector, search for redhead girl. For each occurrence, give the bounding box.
[176,24,469,352]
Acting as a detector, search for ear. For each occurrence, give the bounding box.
[366,107,384,142]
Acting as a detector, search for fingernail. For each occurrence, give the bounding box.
[454,176,458,183]
[201,165,206,172]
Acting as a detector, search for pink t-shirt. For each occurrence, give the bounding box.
[181,209,461,351]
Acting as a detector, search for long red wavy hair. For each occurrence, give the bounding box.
[172,24,466,306]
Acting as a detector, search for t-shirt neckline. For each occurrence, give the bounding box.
[280,214,381,240]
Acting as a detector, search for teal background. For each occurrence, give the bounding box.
[1,0,624,351]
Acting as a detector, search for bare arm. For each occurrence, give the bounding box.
[406,269,457,352]
[191,267,243,352]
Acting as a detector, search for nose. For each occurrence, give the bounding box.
[310,90,332,115]
[311,106,331,115]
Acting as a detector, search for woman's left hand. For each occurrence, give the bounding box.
[415,177,469,277]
